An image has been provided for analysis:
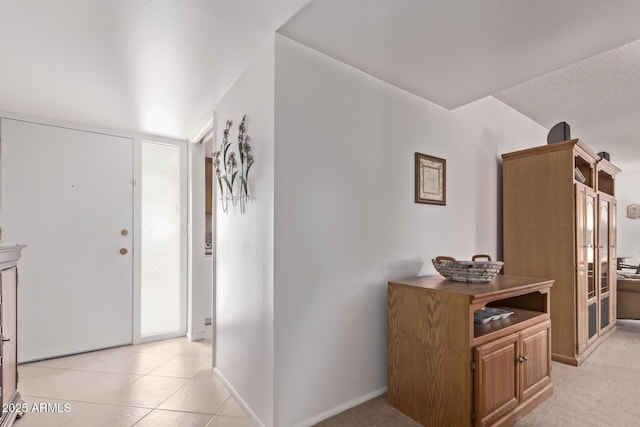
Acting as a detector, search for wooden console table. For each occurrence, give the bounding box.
[388,275,553,427]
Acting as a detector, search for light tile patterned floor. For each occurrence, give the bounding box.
[14,326,253,427]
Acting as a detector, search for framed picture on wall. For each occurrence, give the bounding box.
[415,152,446,205]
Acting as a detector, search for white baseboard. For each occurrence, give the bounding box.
[213,367,265,427]
[293,386,388,427]
[210,370,386,427]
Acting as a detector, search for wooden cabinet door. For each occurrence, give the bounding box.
[1,267,18,404]
[474,333,519,427]
[520,321,551,403]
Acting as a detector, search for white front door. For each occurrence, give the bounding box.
[1,119,134,362]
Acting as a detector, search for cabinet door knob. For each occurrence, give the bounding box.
[2,337,11,342]
[120,248,128,255]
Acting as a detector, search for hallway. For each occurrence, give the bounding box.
[14,327,252,426]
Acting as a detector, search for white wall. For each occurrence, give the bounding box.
[452,96,550,260]
[214,36,275,426]
[616,172,640,266]
[272,34,547,426]
[212,33,549,427]
[452,96,549,154]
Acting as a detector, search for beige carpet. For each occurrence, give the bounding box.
[316,320,640,427]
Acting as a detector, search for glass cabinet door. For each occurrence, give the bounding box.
[600,200,609,295]
[599,198,614,331]
[586,195,596,300]
[609,201,617,322]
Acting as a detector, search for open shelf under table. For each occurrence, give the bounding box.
[473,307,548,345]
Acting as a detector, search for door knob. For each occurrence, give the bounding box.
[120,248,128,255]
[121,229,129,236]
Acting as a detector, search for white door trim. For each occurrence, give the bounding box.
[132,137,143,343]
[187,140,206,342]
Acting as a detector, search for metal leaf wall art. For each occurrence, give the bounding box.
[213,115,255,214]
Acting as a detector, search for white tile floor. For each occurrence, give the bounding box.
[14,326,253,427]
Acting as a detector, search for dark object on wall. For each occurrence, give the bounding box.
[598,151,610,161]
[547,122,571,144]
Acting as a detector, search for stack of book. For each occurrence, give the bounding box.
[474,307,514,324]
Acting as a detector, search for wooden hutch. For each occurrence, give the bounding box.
[502,139,620,365]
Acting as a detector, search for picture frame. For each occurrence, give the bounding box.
[415,152,446,205]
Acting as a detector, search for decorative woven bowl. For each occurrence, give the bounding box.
[432,254,503,283]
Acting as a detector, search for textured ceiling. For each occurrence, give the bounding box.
[495,39,640,173]
[279,0,640,109]
[1,0,639,173]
